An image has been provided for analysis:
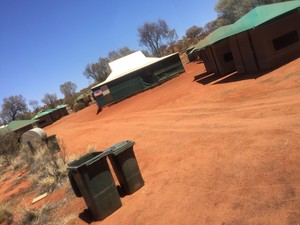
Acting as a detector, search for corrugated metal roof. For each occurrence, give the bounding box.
[192,0,300,52]
[0,119,38,135]
[92,52,179,89]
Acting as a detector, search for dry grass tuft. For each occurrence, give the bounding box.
[28,144,68,193]
[19,204,55,225]
[0,204,13,224]
[86,145,98,153]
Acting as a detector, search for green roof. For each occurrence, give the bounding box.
[194,25,232,51]
[32,109,55,119]
[192,0,300,52]
[55,104,67,109]
[0,119,37,135]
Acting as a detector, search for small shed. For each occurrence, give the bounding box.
[33,110,54,128]
[75,94,92,107]
[91,51,185,108]
[55,104,69,118]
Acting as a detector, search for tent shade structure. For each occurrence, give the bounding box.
[193,1,300,52]
[192,1,300,76]
[91,51,185,108]
[0,119,38,136]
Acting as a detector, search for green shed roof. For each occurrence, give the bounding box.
[0,119,38,135]
[55,104,67,109]
[194,24,233,51]
[192,0,300,52]
[32,109,55,120]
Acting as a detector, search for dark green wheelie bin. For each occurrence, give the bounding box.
[107,140,144,195]
[68,151,122,220]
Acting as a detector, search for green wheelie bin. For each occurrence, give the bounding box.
[107,140,144,195]
[68,151,122,220]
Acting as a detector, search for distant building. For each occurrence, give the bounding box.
[32,106,69,128]
[75,94,92,107]
[0,119,38,136]
[55,104,69,117]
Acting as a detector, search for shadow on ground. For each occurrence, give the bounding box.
[194,70,271,86]
[79,209,94,224]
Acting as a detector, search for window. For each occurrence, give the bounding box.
[273,30,299,51]
[223,52,233,62]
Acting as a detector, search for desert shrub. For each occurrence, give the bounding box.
[73,102,86,112]
[8,137,68,193]
[0,204,13,224]
[20,205,54,225]
[28,144,68,193]
[86,145,98,153]
[0,132,20,165]
[0,158,6,175]
[19,202,76,225]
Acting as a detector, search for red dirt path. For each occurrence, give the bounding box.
[2,59,300,224]
[45,59,300,225]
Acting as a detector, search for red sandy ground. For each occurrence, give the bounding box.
[1,59,300,224]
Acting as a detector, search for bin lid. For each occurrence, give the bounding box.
[108,140,135,155]
[68,151,110,170]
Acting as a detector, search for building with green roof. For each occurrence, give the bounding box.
[32,110,55,128]
[192,1,300,76]
[32,105,69,128]
[0,119,37,136]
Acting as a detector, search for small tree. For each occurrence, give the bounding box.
[83,57,111,83]
[138,19,177,57]
[108,51,120,62]
[185,25,204,40]
[0,95,28,123]
[108,47,135,61]
[60,81,77,108]
[29,100,40,113]
[41,93,58,109]
[60,81,77,98]
[167,29,178,53]
[118,47,135,58]
[203,19,221,36]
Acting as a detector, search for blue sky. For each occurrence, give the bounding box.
[0,0,218,107]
